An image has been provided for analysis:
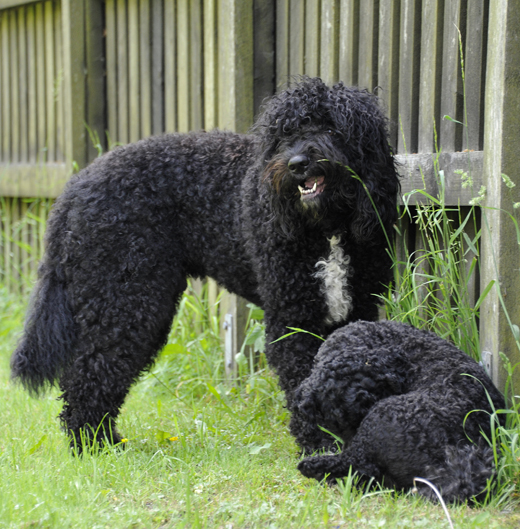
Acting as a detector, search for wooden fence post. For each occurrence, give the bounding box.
[217,0,253,378]
[62,0,105,170]
[480,0,520,392]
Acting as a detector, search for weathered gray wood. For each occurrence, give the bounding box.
[0,0,35,8]
[151,0,164,134]
[190,0,203,130]
[289,0,304,76]
[54,1,64,161]
[320,0,339,84]
[9,9,19,163]
[377,0,400,148]
[2,198,11,289]
[177,0,189,132]
[217,0,253,133]
[253,0,275,111]
[35,2,45,162]
[396,151,484,205]
[164,0,176,132]
[463,0,485,151]
[26,4,37,163]
[1,11,10,161]
[304,0,320,78]
[204,0,217,128]
[480,0,520,391]
[339,0,358,86]
[85,0,106,157]
[17,6,28,163]
[44,1,55,161]
[140,0,152,139]
[217,0,254,372]
[398,0,421,154]
[275,0,289,89]
[128,0,140,142]
[62,0,87,168]
[358,0,375,90]
[106,0,118,141]
[116,0,129,143]
[439,0,464,153]
[418,0,443,153]
[0,163,70,197]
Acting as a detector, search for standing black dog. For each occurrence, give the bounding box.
[292,321,505,503]
[11,78,399,449]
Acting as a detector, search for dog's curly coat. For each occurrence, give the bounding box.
[292,320,505,503]
[11,78,399,448]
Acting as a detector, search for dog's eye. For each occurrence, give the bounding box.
[327,129,338,136]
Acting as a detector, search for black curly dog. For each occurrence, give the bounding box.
[11,78,399,449]
[292,321,505,503]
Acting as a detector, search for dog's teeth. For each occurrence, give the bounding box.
[298,185,305,195]
[311,180,317,193]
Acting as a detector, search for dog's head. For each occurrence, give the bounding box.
[252,78,400,241]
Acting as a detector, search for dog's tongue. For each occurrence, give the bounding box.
[305,176,325,189]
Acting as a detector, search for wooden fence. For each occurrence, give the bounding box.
[1,0,519,389]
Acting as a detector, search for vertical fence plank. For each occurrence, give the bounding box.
[151,0,164,134]
[128,0,140,142]
[26,5,37,164]
[276,0,289,89]
[1,12,11,161]
[320,0,338,84]
[85,0,106,157]
[357,0,376,91]
[304,0,320,78]
[204,0,217,129]
[439,0,464,153]
[140,0,152,138]
[106,0,118,143]
[9,9,20,163]
[289,0,304,76]
[463,0,486,151]
[190,0,203,130]
[417,0,444,153]
[35,2,46,162]
[218,0,253,133]
[481,0,520,390]
[20,199,29,288]
[54,0,64,161]
[62,0,87,168]
[378,0,400,149]
[0,13,2,163]
[177,0,189,132]
[253,0,275,111]
[117,0,129,143]
[164,0,177,132]
[3,199,11,290]
[397,0,421,154]
[17,6,28,163]
[339,0,358,86]
[44,1,55,161]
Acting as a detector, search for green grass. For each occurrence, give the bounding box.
[1,287,520,528]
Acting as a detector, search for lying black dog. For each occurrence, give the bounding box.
[291,320,505,503]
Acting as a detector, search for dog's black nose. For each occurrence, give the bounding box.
[288,154,310,174]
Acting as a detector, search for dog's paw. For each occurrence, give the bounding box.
[298,456,329,481]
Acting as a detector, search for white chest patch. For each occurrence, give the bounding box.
[313,235,353,325]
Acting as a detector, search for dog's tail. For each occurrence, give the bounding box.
[11,262,76,396]
[417,444,497,504]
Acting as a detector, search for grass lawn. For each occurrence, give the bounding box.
[1,291,520,528]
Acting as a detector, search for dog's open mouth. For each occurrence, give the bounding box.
[298,176,326,200]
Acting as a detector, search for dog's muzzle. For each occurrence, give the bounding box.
[288,155,326,201]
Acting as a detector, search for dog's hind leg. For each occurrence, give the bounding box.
[58,265,187,452]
